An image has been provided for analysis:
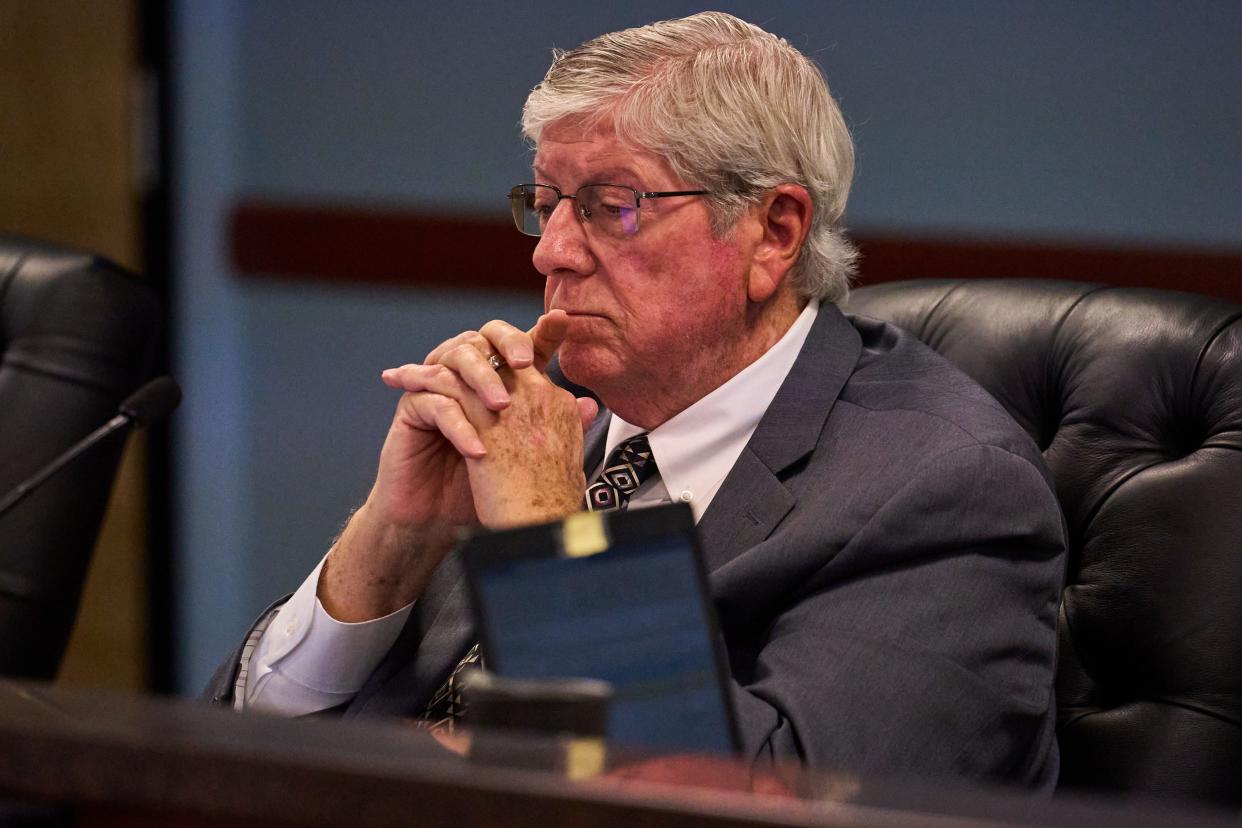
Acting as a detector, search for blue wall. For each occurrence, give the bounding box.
[172,1,1242,693]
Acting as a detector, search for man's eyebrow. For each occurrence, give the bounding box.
[586,167,643,184]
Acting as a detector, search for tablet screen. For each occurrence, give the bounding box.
[463,505,737,755]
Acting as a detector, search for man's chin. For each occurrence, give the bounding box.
[558,344,622,393]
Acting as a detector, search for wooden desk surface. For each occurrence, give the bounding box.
[0,681,1231,828]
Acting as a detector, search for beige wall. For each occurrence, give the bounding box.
[0,0,150,689]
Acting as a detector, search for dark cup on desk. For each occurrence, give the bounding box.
[461,672,613,778]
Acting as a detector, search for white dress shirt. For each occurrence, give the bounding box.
[244,300,820,715]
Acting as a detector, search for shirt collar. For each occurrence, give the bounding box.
[603,299,820,520]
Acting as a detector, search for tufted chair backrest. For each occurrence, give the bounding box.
[0,236,160,679]
[846,278,1242,806]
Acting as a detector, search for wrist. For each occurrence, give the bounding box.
[318,502,457,622]
[475,477,585,529]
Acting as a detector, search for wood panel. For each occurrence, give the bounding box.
[0,0,138,265]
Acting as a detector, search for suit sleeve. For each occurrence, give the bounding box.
[203,599,285,706]
[728,444,1067,786]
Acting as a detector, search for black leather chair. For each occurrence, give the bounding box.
[0,237,160,679]
[845,278,1242,806]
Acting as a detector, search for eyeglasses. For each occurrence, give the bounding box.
[509,183,710,239]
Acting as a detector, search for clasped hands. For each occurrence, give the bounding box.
[318,311,599,622]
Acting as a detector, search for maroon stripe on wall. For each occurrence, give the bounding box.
[230,200,1242,303]
[855,234,1242,301]
[230,201,540,291]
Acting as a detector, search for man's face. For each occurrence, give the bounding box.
[534,119,755,421]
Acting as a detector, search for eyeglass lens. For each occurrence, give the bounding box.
[511,185,641,238]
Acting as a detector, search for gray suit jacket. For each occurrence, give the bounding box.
[209,304,1067,789]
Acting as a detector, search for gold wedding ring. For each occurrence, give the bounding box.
[487,353,507,371]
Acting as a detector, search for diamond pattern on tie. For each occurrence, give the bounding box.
[419,642,484,732]
[584,433,658,512]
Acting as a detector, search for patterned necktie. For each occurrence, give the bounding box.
[583,433,659,512]
[419,434,660,729]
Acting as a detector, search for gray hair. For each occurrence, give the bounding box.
[522,12,857,303]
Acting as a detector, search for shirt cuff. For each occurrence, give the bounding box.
[243,555,414,714]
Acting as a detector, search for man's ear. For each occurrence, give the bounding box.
[747,184,813,303]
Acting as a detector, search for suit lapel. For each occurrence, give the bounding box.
[697,304,862,572]
[697,449,796,572]
[582,408,609,472]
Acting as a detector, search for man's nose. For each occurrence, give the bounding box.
[532,200,594,277]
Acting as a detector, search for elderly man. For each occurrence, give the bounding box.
[211,13,1066,789]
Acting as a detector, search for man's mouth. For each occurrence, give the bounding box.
[557,309,609,320]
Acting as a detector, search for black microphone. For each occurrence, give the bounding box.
[0,376,182,518]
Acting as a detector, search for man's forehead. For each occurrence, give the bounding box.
[534,120,628,168]
[532,119,675,185]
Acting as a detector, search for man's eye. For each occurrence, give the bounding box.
[596,202,634,217]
